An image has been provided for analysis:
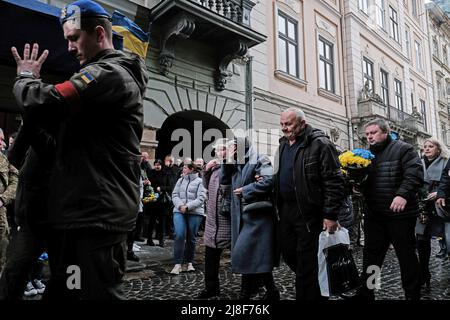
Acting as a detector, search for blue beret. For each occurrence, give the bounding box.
[60,0,111,25]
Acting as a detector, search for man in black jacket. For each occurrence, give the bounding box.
[10,0,148,299]
[359,118,423,300]
[274,107,344,300]
[0,122,56,299]
[160,154,180,239]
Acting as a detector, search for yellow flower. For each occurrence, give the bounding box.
[339,151,371,168]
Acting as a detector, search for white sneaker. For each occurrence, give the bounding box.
[33,279,46,294]
[187,263,195,272]
[170,264,182,275]
[24,282,38,297]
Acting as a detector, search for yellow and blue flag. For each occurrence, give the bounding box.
[112,10,149,59]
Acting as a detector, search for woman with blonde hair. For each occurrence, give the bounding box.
[416,137,448,289]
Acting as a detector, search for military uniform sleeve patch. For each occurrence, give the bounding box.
[70,68,99,94]
[80,71,96,85]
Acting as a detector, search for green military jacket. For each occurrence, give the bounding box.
[0,153,18,208]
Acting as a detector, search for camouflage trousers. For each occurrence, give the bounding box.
[0,208,9,272]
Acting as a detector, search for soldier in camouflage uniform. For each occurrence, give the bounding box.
[0,152,19,273]
[9,0,148,299]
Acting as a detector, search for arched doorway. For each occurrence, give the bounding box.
[155,110,229,162]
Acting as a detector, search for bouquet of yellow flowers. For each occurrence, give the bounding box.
[142,185,159,204]
[339,148,374,185]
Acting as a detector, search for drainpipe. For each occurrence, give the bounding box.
[340,0,354,149]
[425,6,439,139]
[245,55,254,131]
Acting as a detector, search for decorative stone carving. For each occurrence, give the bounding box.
[330,127,340,142]
[215,39,249,91]
[359,80,384,103]
[359,81,372,101]
[158,13,196,76]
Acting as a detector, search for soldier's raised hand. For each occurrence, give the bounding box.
[11,43,49,78]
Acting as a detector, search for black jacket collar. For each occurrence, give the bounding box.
[82,49,117,67]
[369,134,393,154]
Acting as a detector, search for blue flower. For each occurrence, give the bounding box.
[38,252,48,261]
[390,132,398,140]
[352,148,375,160]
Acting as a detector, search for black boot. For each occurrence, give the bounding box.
[127,251,140,262]
[134,214,146,242]
[196,287,220,299]
[239,275,254,300]
[261,273,280,301]
[417,239,431,289]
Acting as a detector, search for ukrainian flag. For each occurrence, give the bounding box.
[111,11,149,58]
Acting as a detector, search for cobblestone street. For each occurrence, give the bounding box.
[123,238,450,300]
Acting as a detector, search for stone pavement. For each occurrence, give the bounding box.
[123,237,450,300]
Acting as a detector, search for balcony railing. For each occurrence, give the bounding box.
[388,106,409,123]
[357,99,427,133]
[150,0,265,90]
[191,0,249,25]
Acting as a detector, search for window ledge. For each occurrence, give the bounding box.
[433,54,442,64]
[379,27,388,35]
[274,70,308,88]
[318,88,342,103]
[389,36,400,45]
[359,9,369,17]
[438,99,448,107]
[443,64,450,73]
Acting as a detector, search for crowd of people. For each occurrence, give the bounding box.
[0,0,450,301]
[124,110,450,301]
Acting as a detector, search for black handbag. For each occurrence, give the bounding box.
[323,243,361,295]
[159,191,172,205]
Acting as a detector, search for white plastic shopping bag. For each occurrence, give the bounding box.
[317,227,350,297]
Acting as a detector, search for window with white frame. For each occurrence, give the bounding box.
[376,0,386,29]
[444,45,448,66]
[412,0,418,18]
[318,37,335,93]
[437,78,443,100]
[394,79,403,111]
[359,0,369,14]
[389,6,399,42]
[420,99,427,131]
[415,41,423,71]
[363,57,374,93]
[442,123,447,144]
[277,11,299,78]
[380,69,389,106]
[433,37,439,58]
[405,27,411,59]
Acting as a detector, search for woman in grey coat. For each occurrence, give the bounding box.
[170,163,207,275]
[416,138,448,288]
[222,137,279,300]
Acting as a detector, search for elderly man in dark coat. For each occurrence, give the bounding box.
[222,137,279,300]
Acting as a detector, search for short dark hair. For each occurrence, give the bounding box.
[81,17,112,40]
[184,162,200,173]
